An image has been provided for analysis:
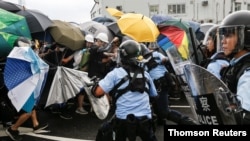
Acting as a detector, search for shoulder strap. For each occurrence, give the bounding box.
[109,75,129,96]
[235,54,250,82]
[112,75,129,105]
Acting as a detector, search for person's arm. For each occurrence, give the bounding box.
[93,85,105,98]
[61,54,74,65]
[91,70,117,98]
[158,52,169,64]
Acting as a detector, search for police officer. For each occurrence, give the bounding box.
[219,10,250,124]
[201,25,229,79]
[92,40,158,141]
[141,44,198,125]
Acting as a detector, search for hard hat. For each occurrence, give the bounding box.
[85,34,94,43]
[96,32,109,43]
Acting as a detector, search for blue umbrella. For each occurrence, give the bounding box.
[151,14,174,25]
[187,21,201,32]
[4,47,49,112]
[92,16,115,25]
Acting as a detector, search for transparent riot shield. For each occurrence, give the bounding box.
[166,45,191,83]
[165,45,199,122]
[183,64,241,125]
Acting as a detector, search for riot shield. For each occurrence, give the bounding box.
[166,45,198,121]
[183,64,241,125]
[166,45,191,83]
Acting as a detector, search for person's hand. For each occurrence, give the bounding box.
[103,52,115,57]
[112,37,119,43]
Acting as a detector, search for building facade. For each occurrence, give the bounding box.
[91,0,250,24]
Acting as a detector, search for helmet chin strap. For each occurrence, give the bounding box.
[228,44,243,59]
[227,50,237,59]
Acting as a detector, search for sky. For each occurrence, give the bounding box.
[4,0,95,24]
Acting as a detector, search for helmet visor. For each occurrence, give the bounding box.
[219,25,245,52]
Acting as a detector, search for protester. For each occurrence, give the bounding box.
[5,37,48,141]
[93,40,158,141]
[88,32,110,79]
[75,34,94,115]
[219,10,250,124]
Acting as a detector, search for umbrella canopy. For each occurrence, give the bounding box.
[0,8,31,57]
[117,13,159,42]
[0,0,23,12]
[45,66,110,120]
[16,9,54,34]
[158,26,189,60]
[107,22,123,37]
[187,21,201,33]
[92,16,115,25]
[106,7,124,19]
[48,20,85,51]
[80,20,114,42]
[151,14,174,25]
[158,19,190,33]
[0,32,19,57]
[200,23,217,35]
[4,47,49,112]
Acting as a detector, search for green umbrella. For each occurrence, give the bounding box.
[0,8,31,57]
[158,19,190,33]
[0,32,19,57]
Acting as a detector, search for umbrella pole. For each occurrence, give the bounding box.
[44,31,47,44]
[189,27,199,64]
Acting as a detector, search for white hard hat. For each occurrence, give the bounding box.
[85,34,94,43]
[95,32,109,43]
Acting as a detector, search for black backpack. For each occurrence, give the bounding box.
[110,66,149,105]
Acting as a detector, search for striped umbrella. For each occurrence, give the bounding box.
[4,47,49,112]
[158,26,189,60]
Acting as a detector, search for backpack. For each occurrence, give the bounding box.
[110,66,149,105]
[144,52,158,71]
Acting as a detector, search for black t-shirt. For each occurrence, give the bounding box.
[88,46,106,78]
[62,49,75,68]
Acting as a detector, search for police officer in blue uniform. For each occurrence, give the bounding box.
[141,44,198,125]
[92,40,158,141]
[219,10,250,124]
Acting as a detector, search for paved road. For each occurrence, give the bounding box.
[0,93,195,141]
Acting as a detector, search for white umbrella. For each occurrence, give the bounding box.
[45,66,110,120]
[80,20,114,42]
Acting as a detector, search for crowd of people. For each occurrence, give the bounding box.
[1,9,250,141]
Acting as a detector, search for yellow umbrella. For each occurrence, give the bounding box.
[106,7,124,19]
[117,13,159,42]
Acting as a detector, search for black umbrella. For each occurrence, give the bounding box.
[16,9,53,33]
[106,22,123,37]
[0,0,23,12]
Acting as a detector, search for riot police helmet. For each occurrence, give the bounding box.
[119,40,141,65]
[219,10,250,54]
